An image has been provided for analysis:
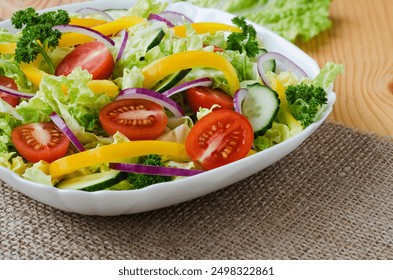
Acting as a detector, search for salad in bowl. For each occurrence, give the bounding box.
[0,0,343,215]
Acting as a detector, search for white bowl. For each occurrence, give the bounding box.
[0,0,335,216]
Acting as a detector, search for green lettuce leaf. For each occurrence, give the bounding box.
[177,0,333,42]
[124,0,168,18]
[253,121,291,151]
[312,62,344,90]
[22,161,52,186]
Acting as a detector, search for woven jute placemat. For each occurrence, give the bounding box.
[1,121,392,260]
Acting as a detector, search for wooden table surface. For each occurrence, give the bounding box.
[1,0,392,137]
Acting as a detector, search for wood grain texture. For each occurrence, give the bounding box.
[298,0,393,136]
[1,0,392,136]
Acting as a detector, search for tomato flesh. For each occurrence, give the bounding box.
[55,41,114,79]
[11,122,70,163]
[185,109,253,170]
[186,86,233,113]
[99,99,168,140]
[0,76,20,107]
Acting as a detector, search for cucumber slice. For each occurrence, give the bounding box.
[242,83,280,135]
[154,69,192,93]
[57,170,126,192]
[258,48,276,73]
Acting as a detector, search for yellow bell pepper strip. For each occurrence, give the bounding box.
[141,50,240,96]
[0,43,17,54]
[0,18,112,55]
[272,79,303,135]
[85,80,119,98]
[59,16,145,47]
[172,22,242,37]
[49,141,189,179]
[69,18,108,27]
[20,63,119,97]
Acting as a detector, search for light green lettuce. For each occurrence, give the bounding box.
[312,62,344,90]
[16,68,113,145]
[254,122,291,151]
[0,102,22,153]
[0,59,34,92]
[0,28,19,43]
[22,161,52,186]
[124,0,168,18]
[177,0,333,42]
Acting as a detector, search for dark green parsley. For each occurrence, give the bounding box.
[285,83,328,127]
[11,7,70,74]
[127,154,172,189]
[226,16,260,58]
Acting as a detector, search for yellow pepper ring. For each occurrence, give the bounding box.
[172,22,242,37]
[49,141,189,179]
[19,63,119,97]
[141,50,240,96]
[59,16,145,47]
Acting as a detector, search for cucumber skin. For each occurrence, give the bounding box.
[57,171,127,192]
[82,172,127,192]
[146,29,165,52]
[154,69,192,93]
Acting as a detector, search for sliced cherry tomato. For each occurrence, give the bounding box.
[185,109,253,170]
[55,41,114,79]
[99,99,168,140]
[11,122,70,163]
[186,86,233,113]
[0,75,20,107]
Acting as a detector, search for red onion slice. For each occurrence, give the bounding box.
[109,162,203,177]
[115,30,129,61]
[233,88,249,115]
[148,14,175,28]
[49,112,85,152]
[0,85,35,99]
[257,52,308,88]
[148,11,193,27]
[163,77,213,97]
[76,7,114,22]
[116,88,184,118]
[159,11,193,25]
[53,25,115,48]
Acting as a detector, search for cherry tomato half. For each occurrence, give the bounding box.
[55,41,114,79]
[11,122,70,163]
[99,99,168,140]
[0,75,20,107]
[185,109,253,170]
[186,86,233,113]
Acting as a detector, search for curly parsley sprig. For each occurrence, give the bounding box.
[226,16,260,58]
[11,7,70,74]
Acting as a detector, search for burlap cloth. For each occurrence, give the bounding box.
[1,121,392,260]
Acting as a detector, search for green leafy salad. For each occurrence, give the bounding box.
[0,0,343,191]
